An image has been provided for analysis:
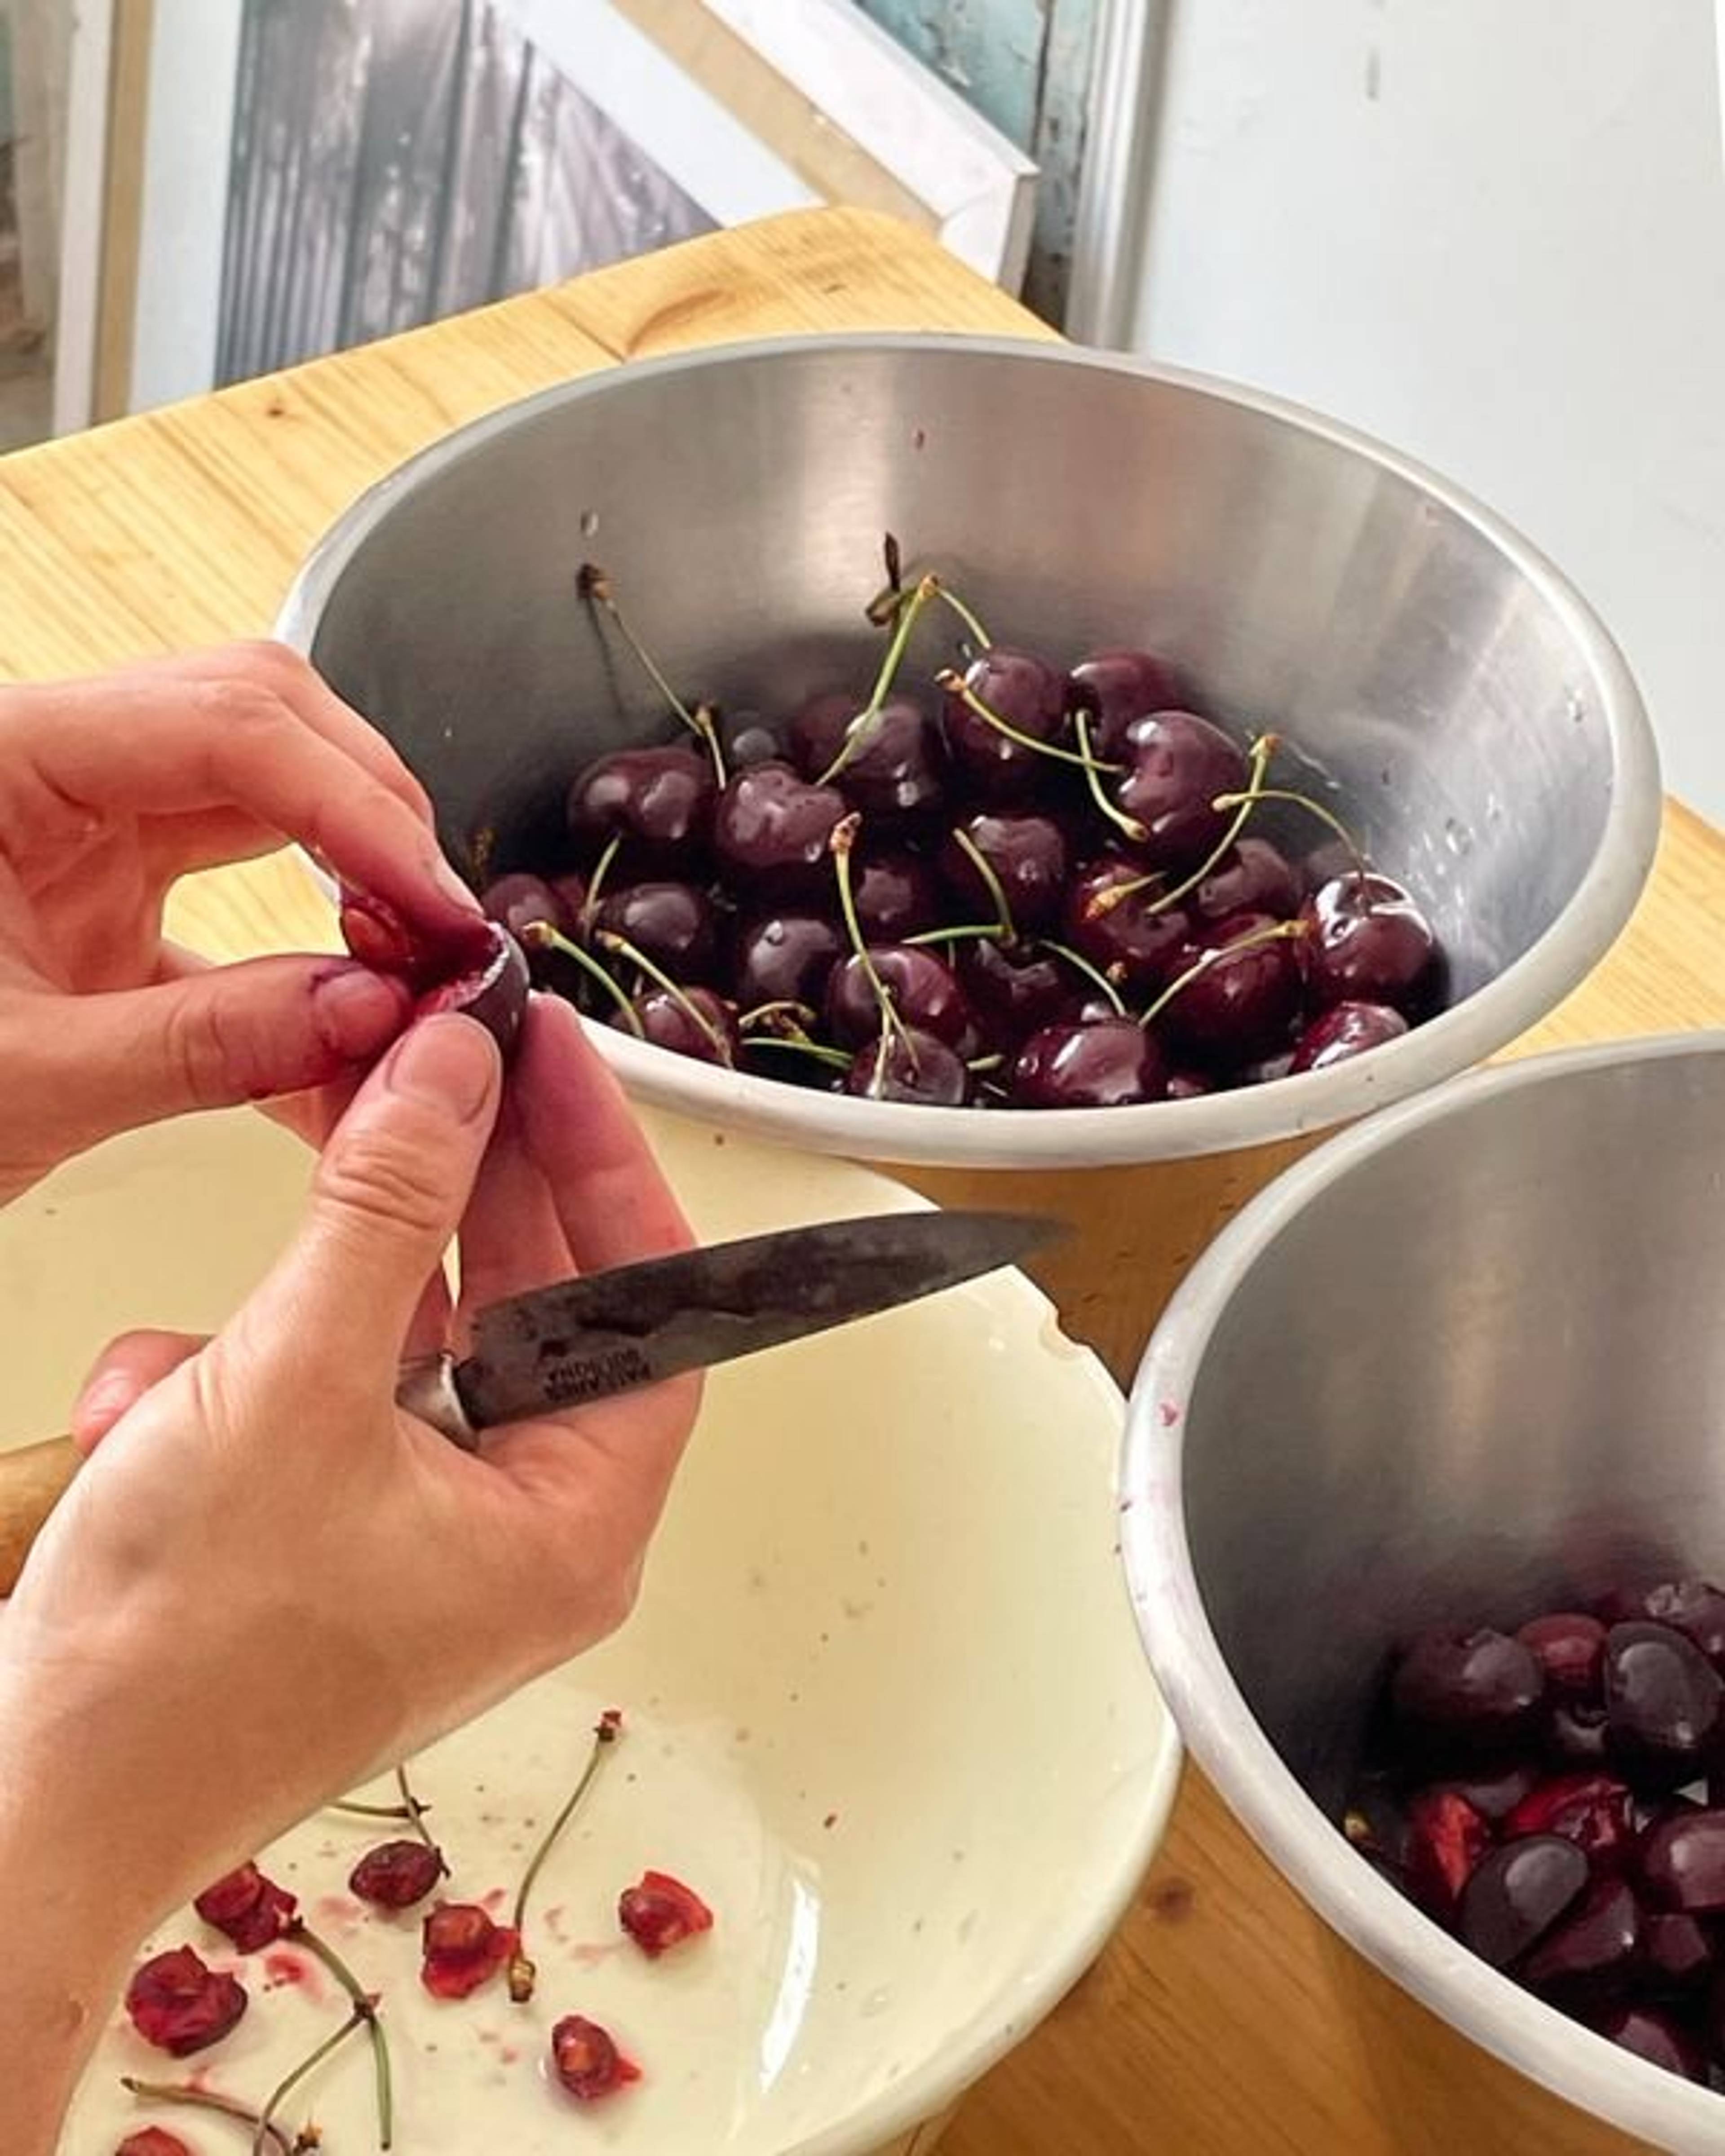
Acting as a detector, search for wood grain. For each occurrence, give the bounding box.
[3,205,1719,2155]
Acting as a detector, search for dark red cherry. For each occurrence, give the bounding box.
[1288,1000,1409,1073]
[721,710,783,768]
[1010,1018,1165,1109]
[412,921,530,1057]
[350,1840,446,1909]
[1641,1582,1725,1673]
[1518,1613,1608,1701]
[481,871,565,942]
[1549,1702,1613,1767]
[713,761,848,901]
[1067,647,1186,758]
[618,1869,715,1958]
[1109,711,1248,874]
[957,938,1071,1045]
[1166,1071,1214,1099]
[1190,837,1302,924]
[1300,873,1440,1017]
[1592,2002,1708,2081]
[733,914,845,1015]
[1504,1774,1637,1871]
[1642,1912,1715,1993]
[1402,1789,1491,1919]
[1437,1759,1540,1824]
[789,691,945,826]
[1391,1629,1545,1758]
[124,1947,249,2057]
[1604,1622,1723,1784]
[939,812,1070,933]
[567,746,716,873]
[1519,1876,1642,1999]
[826,947,978,1055]
[941,647,1070,799]
[853,849,942,942]
[420,1903,518,2000]
[1639,1810,1725,1913]
[550,2013,641,2102]
[193,1863,298,1953]
[1457,1835,1588,1967]
[593,880,718,982]
[842,1029,970,1105]
[1064,862,1190,994]
[626,986,738,1067]
[1154,912,1305,1069]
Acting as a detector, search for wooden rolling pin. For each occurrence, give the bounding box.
[0,1435,79,1597]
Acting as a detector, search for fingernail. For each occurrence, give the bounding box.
[72,1372,135,1446]
[313,964,412,1061]
[429,850,485,916]
[383,1012,500,1122]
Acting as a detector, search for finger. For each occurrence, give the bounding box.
[404,1267,456,1363]
[514,996,694,1272]
[70,1329,207,1454]
[13,958,413,1149]
[240,1013,502,1392]
[453,1097,575,1336]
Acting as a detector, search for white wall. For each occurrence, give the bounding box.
[1129,0,1725,826]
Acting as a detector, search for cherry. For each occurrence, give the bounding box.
[1064,862,1190,994]
[1391,1629,1545,1759]
[1642,1912,1715,1993]
[628,985,739,1067]
[941,647,1071,798]
[1011,1019,1166,1109]
[411,919,530,1055]
[734,914,845,1014]
[1504,1774,1637,1870]
[842,1029,970,1105]
[1457,1835,1588,1967]
[1592,2002,1708,2081]
[790,690,945,826]
[1639,1810,1725,1913]
[339,888,494,985]
[1519,1876,1642,1999]
[854,848,942,942]
[1109,711,1248,873]
[1641,1582,1725,1672]
[1166,1071,1214,1100]
[713,761,848,900]
[551,2014,641,2103]
[1288,1000,1409,1074]
[1300,873,1440,1017]
[720,709,783,768]
[1437,1759,1540,1825]
[118,2133,193,2156]
[481,870,567,941]
[1518,1613,1608,1700]
[593,880,719,983]
[1402,1789,1491,1919]
[1604,1621,1723,1784]
[1548,1702,1614,1767]
[125,1946,248,2057]
[1154,913,1305,1069]
[194,1863,297,1953]
[1067,647,1186,758]
[567,746,716,873]
[1190,837,1302,924]
[420,1903,518,2000]
[618,1869,714,1958]
[825,947,978,1055]
[350,1839,446,1909]
[939,812,1070,933]
[957,938,1072,1044]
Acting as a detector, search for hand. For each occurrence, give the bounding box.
[0,996,700,2147]
[0,641,484,1205]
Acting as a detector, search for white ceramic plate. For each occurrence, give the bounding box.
[1,1106,1178,2156]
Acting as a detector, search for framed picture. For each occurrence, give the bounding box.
[54,0,1038,428]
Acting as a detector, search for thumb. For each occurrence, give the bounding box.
[38,958,412,1146]
[242,1014,502,1385]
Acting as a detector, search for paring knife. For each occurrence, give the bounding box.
[0,1208,1058,1598]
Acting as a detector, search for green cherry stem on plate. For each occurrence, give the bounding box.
[120,2078,296,2156]
[818,574,939,786]
[394,1764,442,1865]
[1089,730,1280,920]
[520,922,645,1036]
[577,561,727,786]
[1074,707,1148,846]
[252,2010,369,2156]
[283,1920,393,2152]
[595,928,734,1065]
[328,1799,419,1823]
[508,1709,624,2005]
[933,668,1123,775]
[1137,917,1309,1034]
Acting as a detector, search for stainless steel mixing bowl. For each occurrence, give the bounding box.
[1123,1031,1725,2150]
[277,333,1660,1169]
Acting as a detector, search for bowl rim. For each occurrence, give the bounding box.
[1120,1027,1725,2148]
[275,329,1663,1171]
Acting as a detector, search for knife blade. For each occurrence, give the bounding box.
[398,1207,1059,1446]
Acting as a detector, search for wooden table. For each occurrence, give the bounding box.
[6,206,1724,2156]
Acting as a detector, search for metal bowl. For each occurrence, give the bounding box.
[1123,1031,1725,2149]
[278,333,1660,1170]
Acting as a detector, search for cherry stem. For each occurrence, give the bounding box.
[120,2078,294,2156]
[934,669,1123,774]
[744,1033,853,1072]
[580,833,623,929]
[1137,918,1308,1032]
[1074,707,1148,845]
[1037,937,1127,1016]
[926,575,992,650]
[508,1709,623,2005]
[901,921,1007,949]
[253,2009,367,2156]
[522,923,644,1036]
[830,813,911,1060]
[947,824,1017,942]
[596,929,733,1065]
[394,1764,442,1864]
[818,574,938,786]
[286,1921,392,2150]
[329,1799,419,1822]
[738,998,819,1031]
[1090,730,1280,920]
[966,1053,1005,1074]
[1211,781,1371,888]
[578,563,727,786]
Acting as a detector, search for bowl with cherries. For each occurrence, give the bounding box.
[1123,1031,1725,2149]
[279,334,1659,1169]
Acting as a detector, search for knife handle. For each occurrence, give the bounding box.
[0,1434,79,1598]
